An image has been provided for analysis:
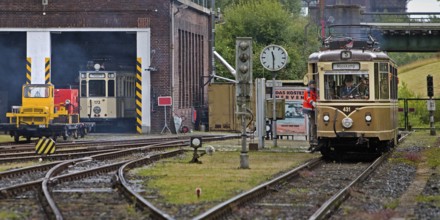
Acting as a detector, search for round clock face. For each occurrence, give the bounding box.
[260,45,288,71]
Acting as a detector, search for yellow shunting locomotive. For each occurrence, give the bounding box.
[0,84,94,142]
[305,31,399,158]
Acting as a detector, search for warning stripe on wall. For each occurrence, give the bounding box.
[45,57,51,84]
[26,57,32,84]
[136,58,142,134]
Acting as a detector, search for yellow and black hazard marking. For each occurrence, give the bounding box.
[26,57,32,84]
[45,57,51,84]
[136,57,142,134]
[35,138,56,155]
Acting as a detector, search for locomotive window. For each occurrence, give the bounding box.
[24,87,49,98]
[89,80,106,97]
[81,80,87,97]
[108,80,115,97]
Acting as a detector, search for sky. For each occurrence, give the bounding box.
[407,0,440,12]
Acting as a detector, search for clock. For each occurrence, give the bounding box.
[260,45,288,71]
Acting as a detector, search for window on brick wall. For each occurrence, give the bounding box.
[178,29,204,109]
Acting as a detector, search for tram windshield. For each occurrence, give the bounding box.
[323,72,369,100]
[89,80,106,97]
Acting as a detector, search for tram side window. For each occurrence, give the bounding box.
[379,63,389,99]
[108,80,115,97]
[89,80,106,97]
[81,80,87,97]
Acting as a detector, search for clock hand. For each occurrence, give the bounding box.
[271,51,275,69]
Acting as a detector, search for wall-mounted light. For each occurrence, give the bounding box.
[146,66,158,72]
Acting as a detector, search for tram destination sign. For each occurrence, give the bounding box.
[332,63,360,70]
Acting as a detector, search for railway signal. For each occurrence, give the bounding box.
[235,37,253,85]
[427,75,434,97]
[235,37,253,169]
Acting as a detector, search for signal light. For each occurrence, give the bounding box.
[235,37,252,84]
[427,75,434,97]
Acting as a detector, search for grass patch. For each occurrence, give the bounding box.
[399,60,440,97]
[0,211,24,220]
[384,199,400,209]
[416,195,440,207]
[0,135,13,143]
[133,151,317,204]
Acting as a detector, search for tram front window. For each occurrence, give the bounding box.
[324,73,369,100]
[89,80,106,97]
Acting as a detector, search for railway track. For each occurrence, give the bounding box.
[0,134,237,164]
[0,134,236,219]
[193,133,411,219]
[0,133,411,219]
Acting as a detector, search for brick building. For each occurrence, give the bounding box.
[0,0,212,133]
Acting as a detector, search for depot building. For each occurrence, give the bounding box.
[0,0,212,133]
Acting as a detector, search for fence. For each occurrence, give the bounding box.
[398,98,440,130]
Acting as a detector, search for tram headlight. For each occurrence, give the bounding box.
[93,106,101,114]
[342,117,353,128]
[323,114,330,122]
[365,114,372,122]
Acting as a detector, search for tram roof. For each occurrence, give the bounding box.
[308,49,391,63]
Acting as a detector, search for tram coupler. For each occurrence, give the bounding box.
[356,134,369,146]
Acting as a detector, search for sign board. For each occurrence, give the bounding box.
[35,138,56,155]
[266,80,283,88]
[158,96,172,106]
[427,99,436,111]
[274,87,306,135]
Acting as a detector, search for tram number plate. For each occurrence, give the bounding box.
[342,106,351,113]
[94,100,100,104]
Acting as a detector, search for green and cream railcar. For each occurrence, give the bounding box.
[305,49,398,157]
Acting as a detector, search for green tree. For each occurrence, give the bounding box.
[215,0,320,80]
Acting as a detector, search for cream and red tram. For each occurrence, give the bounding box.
[305,48,399,157]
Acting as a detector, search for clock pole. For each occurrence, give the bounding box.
[272,72,278,147]
[260,45,288,148]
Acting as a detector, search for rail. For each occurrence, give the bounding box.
[309,131,411,220]
[193,157,324,219]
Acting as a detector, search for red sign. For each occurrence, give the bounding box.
[158,96,172,106]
